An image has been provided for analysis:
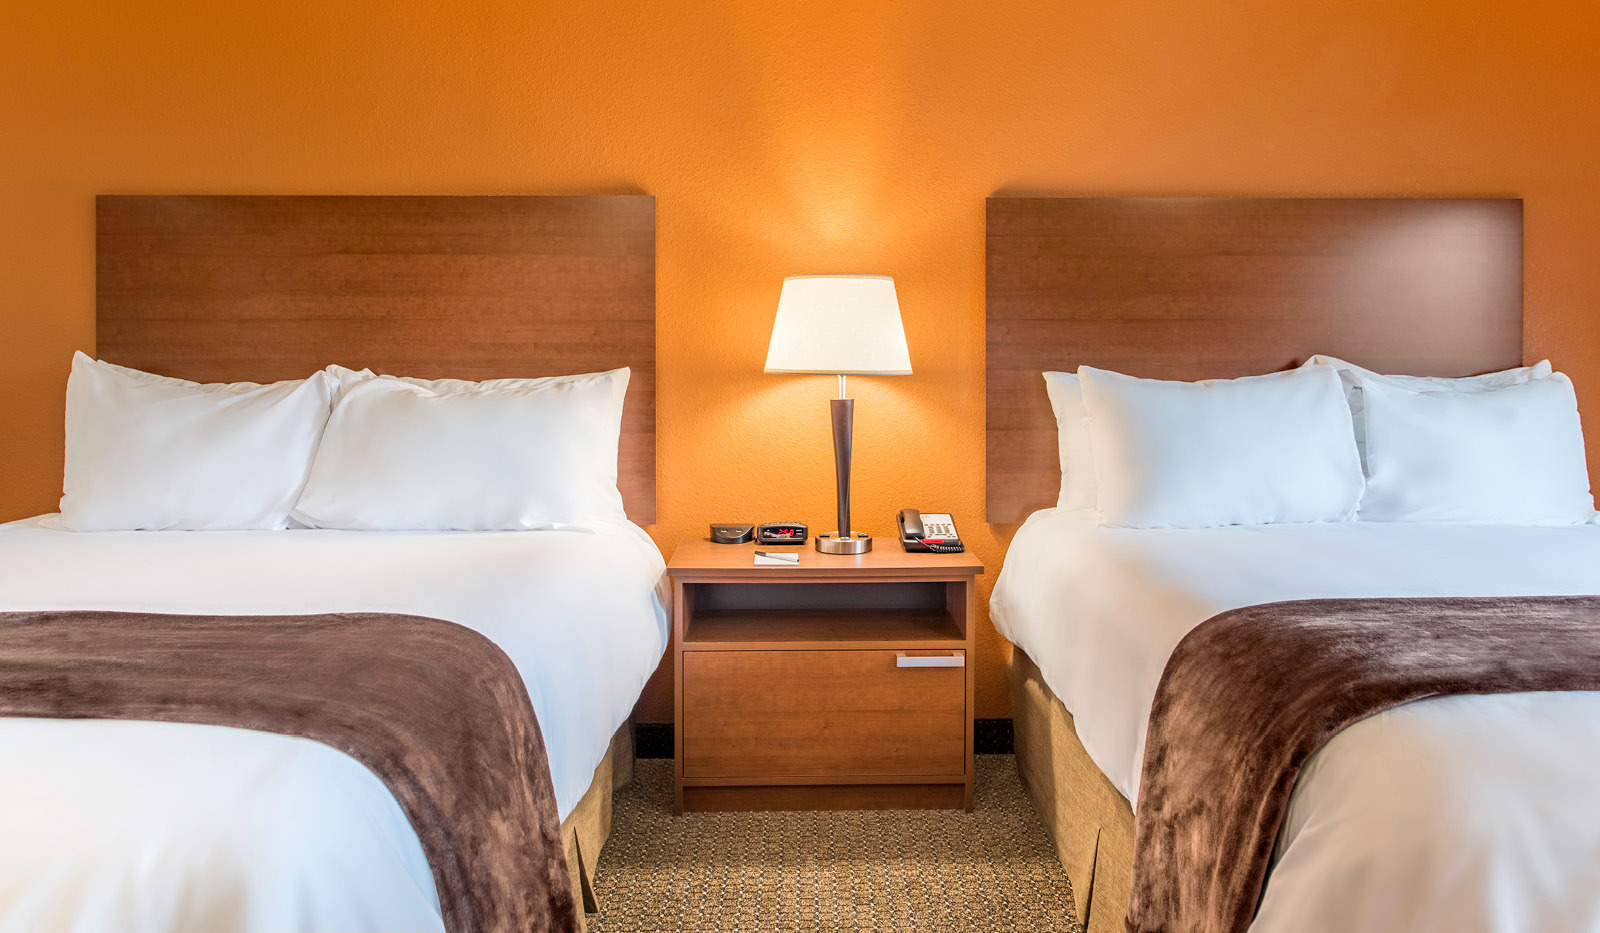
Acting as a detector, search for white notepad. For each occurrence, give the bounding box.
[753,550,800,567]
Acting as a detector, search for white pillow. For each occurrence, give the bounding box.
[293,368,631,531]
[1358,374,1595,524]
[60,352,334,531]
[1043,372,1096,512]
[1309,355,1553,474]
[324,363,377,401]
[1079,364,1364,529]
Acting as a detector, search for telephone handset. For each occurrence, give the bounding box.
[898,509,965,553]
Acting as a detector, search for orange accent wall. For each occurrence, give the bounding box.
[3,1,1598,722]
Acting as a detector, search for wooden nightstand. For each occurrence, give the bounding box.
[667,538,984,813]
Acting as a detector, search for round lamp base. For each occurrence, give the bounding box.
[815,532,873,555]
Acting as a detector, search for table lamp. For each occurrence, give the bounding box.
[764,274,912,554]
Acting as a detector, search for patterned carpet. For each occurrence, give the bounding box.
[588,756,1082,932]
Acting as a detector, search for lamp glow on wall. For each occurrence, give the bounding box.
[765,274,911,554]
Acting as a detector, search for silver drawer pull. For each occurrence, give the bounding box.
[895,652,964,668]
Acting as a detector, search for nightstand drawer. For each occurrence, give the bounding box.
[682,649,966,779]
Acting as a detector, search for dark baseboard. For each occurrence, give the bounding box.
[974,718,1015,755]
[633,721,675,759]
[632,718,1014,759]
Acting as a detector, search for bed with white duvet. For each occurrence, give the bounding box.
[995,510,1600,932]
[0,516,667,933]
[996,353,1600,932]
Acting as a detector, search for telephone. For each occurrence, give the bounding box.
[898,510,965,553]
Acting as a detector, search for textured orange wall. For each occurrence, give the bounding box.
[3,0,1598,721]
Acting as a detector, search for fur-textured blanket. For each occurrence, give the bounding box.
[0,610,578,933]
[1127,596,1600,933]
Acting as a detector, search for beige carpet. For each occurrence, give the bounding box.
[588,756,1082,932]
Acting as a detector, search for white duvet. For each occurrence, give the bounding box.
[0,516,668,933]
[992,509,1600,933]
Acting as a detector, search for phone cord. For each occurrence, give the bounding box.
[921,542,965,553]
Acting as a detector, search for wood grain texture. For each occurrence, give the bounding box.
[683,607,965,649]
[681,783,966,812]
[668,538,983,580]
[670,539,980,812]
[96,195,657,523]
[985,197,1524,522]
[681,649,967,779]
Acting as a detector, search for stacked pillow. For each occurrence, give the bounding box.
[1312,356,1592,525]
[1047,363,1365,529]
[293,366,630,531]
[53,348,1600,533]
[61,353,335,531]
[59,353,632,532]
[1045,357,1595,529]
[1309,355,1553,474]
[1042,372,1097,515]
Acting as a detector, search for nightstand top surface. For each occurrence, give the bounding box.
[668,538,983,579]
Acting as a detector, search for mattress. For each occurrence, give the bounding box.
[0,515,668,933]
[991,509,1600,932]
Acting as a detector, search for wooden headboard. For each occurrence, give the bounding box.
[985,197,1523,522]
[97,194,657,523]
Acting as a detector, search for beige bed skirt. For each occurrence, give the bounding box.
[561,721,634,928]
[1010,649,1135,933]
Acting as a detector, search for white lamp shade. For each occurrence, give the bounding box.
[764,275,912,375]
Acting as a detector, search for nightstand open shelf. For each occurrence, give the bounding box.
[684,607,964,649]
[668,539,983,813]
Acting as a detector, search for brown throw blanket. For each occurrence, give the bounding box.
[1127,595,1600,933]
[0,610,578,933]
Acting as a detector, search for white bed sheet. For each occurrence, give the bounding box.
[0,516,668,933]
[992,509,1600,933]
